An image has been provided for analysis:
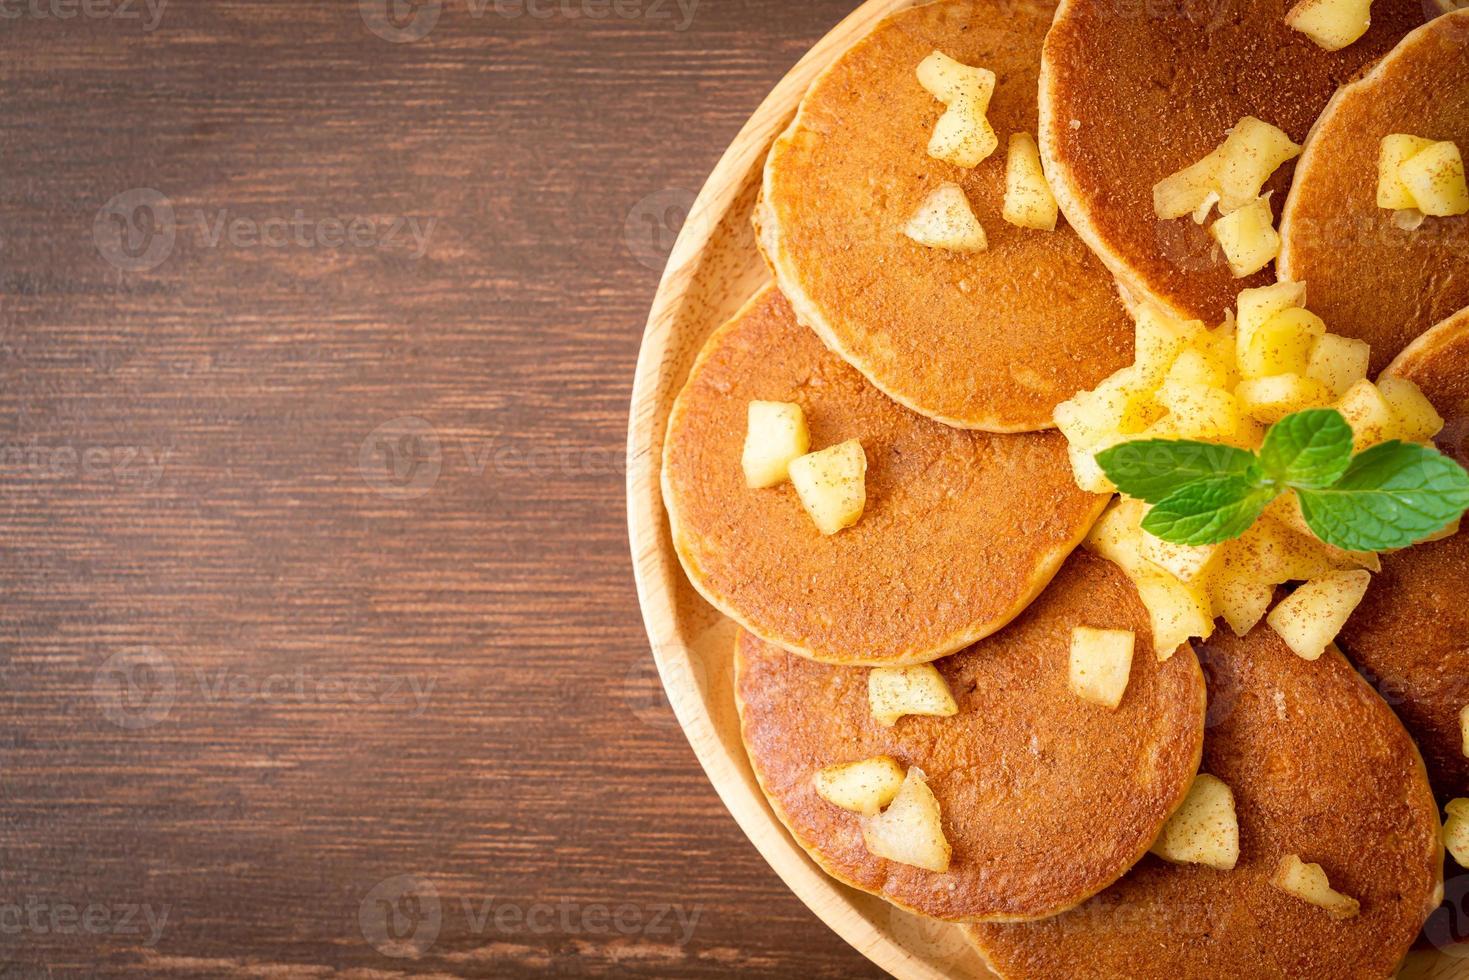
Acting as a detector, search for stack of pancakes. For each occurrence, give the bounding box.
[660,1,1468,975]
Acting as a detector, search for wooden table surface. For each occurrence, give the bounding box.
[0,1,884,975]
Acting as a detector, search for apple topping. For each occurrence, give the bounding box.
[789,440,867,536]
[859,766,952,872]
[1285,0,1373,51]
[1266,570,1372,661]
[1272,855,1360,919]
[1305,334,1370,398]
[1002,133,1059,231]
[1210,194,1281,278]
[812,756,906,816]
[868,664,959,727]
[742,400,810,489]
[905,183,988,252]
[917,51,998,169]
[1445,799,1469,868]
[1154,117,1301,221]
[1068,627,1136,709]
[1150,773,1240,870]
[1378,135,1469,219]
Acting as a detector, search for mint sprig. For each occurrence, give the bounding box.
[1094,409,1469,551]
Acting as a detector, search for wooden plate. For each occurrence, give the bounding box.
[625,1,1462,975]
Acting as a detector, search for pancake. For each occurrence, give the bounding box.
[968,625,1443,979]
[661,284,1106,666]
[1278,11,1469,374]
[1040,0,1428,325]
[1339,307,1469,798]
[755,0,1134,432]
[734,549,1207,921]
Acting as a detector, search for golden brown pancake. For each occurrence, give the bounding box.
[968,626,1443,979]
[735,550,1207,921]
[1339,307,1469,798]
[755,0,1134,432]
[1040,0,1428,325]
[661,284,1106,666]
[1279,11,1469,374]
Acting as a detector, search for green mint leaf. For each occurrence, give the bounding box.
[1297,441,1469,551]
[1095,440,1259,504]
[1257,409,1354,490]
[1140,476,1278,546]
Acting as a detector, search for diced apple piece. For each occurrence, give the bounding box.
[789,440,867,536]
[1378,134,1438,210]
[1209,561,1276,636]
[743,400,810,489]
[1239,307,1327,380]
[868,664,960,727]
[1142,529,1221,582]
[916,51,996,106]
[904,183,988,252]
[813,757,906,816]
[1267,570,1372,660]
[1003,133,1059,231]
[1215,118,1303,214]
[1272,855,1360,919]
[1378,376,1445,442]
[1135,570,1215,659]
[930,102,999,169]
[1134,307,1206,386]
[1068,441,1115,494]
[1285,0,1372,51]
[1337,378,1398,451]
[1151,774,1240,870]
[1207,317,1243,381]
[1236,373,1334,423]
[859,766,952,872]
[1166,347,1230,389]
[1305,334,1371,397]
[1397,141,1469,218]
[1264,494,1381,572]
[1237,280,1307,338]
[1087,497,1150,577]
[1156,382,1241,440]
[1461,704,1469,758]
[1154,153,1223,221]
[1068,627,1136,709]
[1444,800,1469,868]
[1211,193,1281,277]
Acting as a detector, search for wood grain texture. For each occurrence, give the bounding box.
[0,1,885,976]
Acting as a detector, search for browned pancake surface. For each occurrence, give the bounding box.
[757,0,1134,432]
[969,626,1442,979]
[1280,12,1469,374]
[662,285,1105,666]
[1340,307,1469,798]
[1041,0,1427,324]
[735,550,1206,921]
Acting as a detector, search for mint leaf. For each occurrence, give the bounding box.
[1297,441,1469,551]
[1095,440,1258,504]
[1257,409,1354,489]
[1140,476,1278,546]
